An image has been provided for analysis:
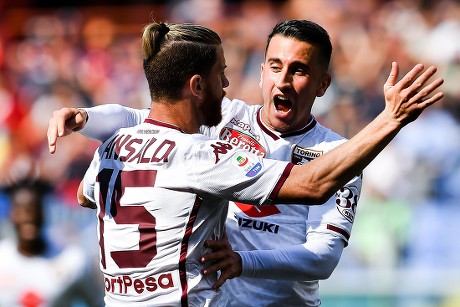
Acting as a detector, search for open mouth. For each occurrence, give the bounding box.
[274,96,292,113]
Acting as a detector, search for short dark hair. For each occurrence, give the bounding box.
[4,178,51,201]
[265,20,332,71]
[142,22,222,101]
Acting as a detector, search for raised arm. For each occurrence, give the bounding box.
[201,62,443,289]
[47,104,148,154]
[276,62,444,204]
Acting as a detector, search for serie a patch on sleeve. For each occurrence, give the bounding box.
[232,153,262,177]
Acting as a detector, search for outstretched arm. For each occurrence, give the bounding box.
[47,104,148,154]
[276,62,444,204]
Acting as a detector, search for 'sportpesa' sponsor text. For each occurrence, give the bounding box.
[105,272,174,294]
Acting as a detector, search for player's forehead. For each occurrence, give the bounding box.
[265,35,319,64]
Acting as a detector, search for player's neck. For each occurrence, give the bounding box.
[148,100,201,134]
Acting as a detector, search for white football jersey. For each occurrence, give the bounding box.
[82,118,291,306]
[203,98,362,306]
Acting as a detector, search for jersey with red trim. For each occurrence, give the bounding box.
[82,118,291,306]
[203,98,362,306]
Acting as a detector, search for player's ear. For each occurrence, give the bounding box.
[190,74,204,99]
[316,73,331,97]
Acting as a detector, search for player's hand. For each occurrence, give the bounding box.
[383,62,444,127]
[77,180,96,209]
[201,232,242,289]
[47,107,88,154]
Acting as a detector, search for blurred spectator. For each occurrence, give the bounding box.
[0,177,102,307]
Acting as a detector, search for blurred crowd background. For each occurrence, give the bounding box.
[0,0,459,306]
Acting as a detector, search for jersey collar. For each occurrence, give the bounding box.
[144,118,185,133]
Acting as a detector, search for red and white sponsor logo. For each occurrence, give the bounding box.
[105,272,174,295]
[219,128,266,157]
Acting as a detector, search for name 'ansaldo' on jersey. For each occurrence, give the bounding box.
[101,133,175,163]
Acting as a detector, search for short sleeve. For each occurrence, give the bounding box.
[185,138,291,206]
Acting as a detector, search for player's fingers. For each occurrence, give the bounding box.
[213,273,230,289]
[417,92,445,110]
[410,76,444,101]
[406,66,438,95]
[417,66,438,85]
[421,77,444,96]
[202,260,226,275]
[212,274,231,289]
[210,261,241,289]
[394,63,425,91]
[201,249,226,263]
[204,239,231,255]
[47,117,59,154]
[384,61,399,88]
[202,252,235,277]
[47,108,71,153]
[204,239,222,250]
[53,108,71,136]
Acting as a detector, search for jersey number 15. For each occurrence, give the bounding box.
[97,168,157,270]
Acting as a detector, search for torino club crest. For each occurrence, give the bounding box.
[291,145,322,165]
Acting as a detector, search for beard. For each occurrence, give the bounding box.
[201,91,223,127]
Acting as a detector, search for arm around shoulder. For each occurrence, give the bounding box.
[81,104,149,141]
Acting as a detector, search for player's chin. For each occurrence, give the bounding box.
[271,117,292,132]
